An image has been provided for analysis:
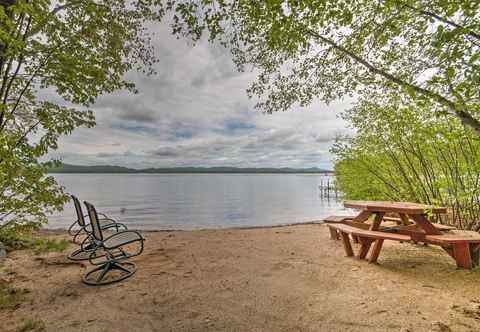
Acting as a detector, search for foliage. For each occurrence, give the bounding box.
[332,96,480,229]
[0,221,68,252]
[0,1,165,228]
[168,0,480,133]
[15,319,45,332]
[0,282,26,311]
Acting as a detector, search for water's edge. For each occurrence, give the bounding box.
[45,220,326,233]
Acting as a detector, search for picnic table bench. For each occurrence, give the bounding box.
[328,223,411,263]
[324,200,480,269]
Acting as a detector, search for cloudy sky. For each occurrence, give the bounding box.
[49,22,352,170]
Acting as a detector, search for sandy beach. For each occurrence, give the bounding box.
[1,224,480,331]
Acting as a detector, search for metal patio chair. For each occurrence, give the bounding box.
[67,195,127,261]
[82,201,145,286]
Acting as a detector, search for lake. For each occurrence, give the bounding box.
[48,173,348,230]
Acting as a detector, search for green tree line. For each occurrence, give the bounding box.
[333,95,480,229]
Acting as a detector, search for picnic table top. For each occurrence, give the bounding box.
[344,200,447,215]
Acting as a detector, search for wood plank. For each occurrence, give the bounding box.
[370,212,385,231]
[327,223,411,242]
[470,243,480,267]
[453,242,472,269]
[340,232,354,257]
[431,223,457,231]
[323,215,355,223]
[352,235,359,244]
[343,220,372,230]
[410,214,442,235]
[383,218,455,231]
[398,213,411,226]
[392,227,426,243]
[425,230,480,244]
[329,227,339,240]
[369,239,384,263]
[344,200,447,215]
[383,216,405,225]
[358,237,373,259]
[353,210,372,222]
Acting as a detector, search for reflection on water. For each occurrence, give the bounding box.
[48,174,350,230]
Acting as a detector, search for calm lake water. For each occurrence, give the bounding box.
[48,174,348,230]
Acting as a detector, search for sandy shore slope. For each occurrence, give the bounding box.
[1,224,480,331]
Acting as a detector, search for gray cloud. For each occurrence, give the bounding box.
[49,20,352,170]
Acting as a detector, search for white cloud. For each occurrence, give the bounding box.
[50,21,352,170]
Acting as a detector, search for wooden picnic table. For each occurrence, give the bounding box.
[344,200,446,236]
[325,200,480,269]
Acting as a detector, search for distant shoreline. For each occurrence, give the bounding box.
[47,163,335,175]
[48,172,334,175]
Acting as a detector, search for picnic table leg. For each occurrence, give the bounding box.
[410,214,442,235]
[453,242,473,269]
[329,227,339,240]
[357,237,373,260]
[339,232,354,257]
[368,239,384,263]
[470,243,480,267]
[369,212,385,231]
[398,213,411,226]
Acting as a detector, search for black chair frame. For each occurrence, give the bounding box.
[82,201,144,286]
[67,195,127,261]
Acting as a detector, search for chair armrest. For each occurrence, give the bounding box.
[72,226,87,244]
[84,212,109,219]
[100,221,128,231]
[67,221,78,236]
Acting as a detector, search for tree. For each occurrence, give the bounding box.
[332,94,480,228]
[0,0,164,228]
[169,0,480,133]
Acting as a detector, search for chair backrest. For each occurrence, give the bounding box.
[71,195,86,226]
[84,201,103,241]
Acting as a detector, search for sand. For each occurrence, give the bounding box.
[1,224,480,332]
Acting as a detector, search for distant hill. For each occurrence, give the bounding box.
[47,163,333,174]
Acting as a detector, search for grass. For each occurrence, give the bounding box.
[31,237,69,254]
[0,227,69,254]
[0,282,25,310]
[16,319,45,332]
[0,229,68,313]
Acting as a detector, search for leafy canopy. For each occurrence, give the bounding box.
[169,0,480,133]
[0,0,164,227]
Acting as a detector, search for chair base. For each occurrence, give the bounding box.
[67,243,100,261]
[83,261,137,286]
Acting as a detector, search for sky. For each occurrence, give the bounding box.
[49,22,352,170]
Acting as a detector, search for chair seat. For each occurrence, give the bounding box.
[103,232,142,249]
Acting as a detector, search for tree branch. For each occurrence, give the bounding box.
[393,0,480,41]
[305,29,480,134]
[0,16,32,126]
[0,49,54,132]
[26,0,101,39]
